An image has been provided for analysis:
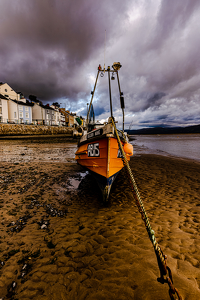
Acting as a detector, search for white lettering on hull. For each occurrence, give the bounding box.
[87,143,100,157]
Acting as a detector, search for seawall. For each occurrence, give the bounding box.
[0,124,74,136]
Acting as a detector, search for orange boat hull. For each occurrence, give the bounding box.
[75,136,131,201]
[75,137,130,178]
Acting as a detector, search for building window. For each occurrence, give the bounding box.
[0,99,1,105]
[25,107,29,111]
[19,105,23,110]
[5,89,7,92]
[47,110,49,113]
[14,112,17,118]
[19,112,23,118]
[0,107,2,114]
[46,114,49,119]
[25,112,29,118]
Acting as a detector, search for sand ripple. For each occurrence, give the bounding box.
[0,154,200,299]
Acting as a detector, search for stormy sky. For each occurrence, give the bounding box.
[1,0,200,129]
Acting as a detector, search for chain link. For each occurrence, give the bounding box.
[112,118,182,300]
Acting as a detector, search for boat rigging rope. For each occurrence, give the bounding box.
[111,118,182,300]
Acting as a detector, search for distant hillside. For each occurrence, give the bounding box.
[126,124,200,135]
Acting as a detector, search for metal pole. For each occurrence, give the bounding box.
[108,68,113,118]
[116,71,121,95]
[116,71,125,132]
[122,108,125,132]
[87,70,100,126]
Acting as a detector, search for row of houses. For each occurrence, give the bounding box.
[0,82,84,127]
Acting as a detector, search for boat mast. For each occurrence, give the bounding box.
[86,67,100,127]
[107,66,113,118]
[86,63,124,129]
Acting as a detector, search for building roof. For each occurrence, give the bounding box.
[43,104,55,110]
[0,93,8,100]
[59,108,76,116]
[11,99,34,107]
[32,102,57,111]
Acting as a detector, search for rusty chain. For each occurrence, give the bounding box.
[112,118,182,300]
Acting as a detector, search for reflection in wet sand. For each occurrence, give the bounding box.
[0,139,78,163]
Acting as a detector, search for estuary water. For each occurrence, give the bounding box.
[130,133,200,162]
[0,134,199,163]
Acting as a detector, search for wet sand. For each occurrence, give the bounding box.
[0,145,200,299]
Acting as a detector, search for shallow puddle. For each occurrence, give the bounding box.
[68,172,88,190]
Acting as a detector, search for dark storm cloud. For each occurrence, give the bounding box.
[0,0,130,101]
[0,0,200,128]
[150,0,200,48]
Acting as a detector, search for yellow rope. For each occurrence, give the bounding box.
[111,118,182,300]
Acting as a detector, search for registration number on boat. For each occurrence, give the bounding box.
[87,143,100,157]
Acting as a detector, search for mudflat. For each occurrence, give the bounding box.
[0,144,200,299]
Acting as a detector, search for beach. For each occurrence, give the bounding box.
[0,144,200,299]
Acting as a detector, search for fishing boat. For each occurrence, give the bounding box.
[75,63,133,201]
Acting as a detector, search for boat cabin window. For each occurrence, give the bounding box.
[88,124,95,132]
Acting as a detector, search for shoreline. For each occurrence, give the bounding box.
[131,135,200,163]
[0,134,75,140]
[133,148,200,165]
[0,153,199,299]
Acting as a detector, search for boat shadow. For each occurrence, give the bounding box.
[76,168,133,208]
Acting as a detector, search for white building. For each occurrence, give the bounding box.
[50,104,63,126]
[0,94,9,123]
[32,102,46,125]
[59,111,66,126]
[7,99,33,124]
[0,83,21,101]
[0,82,33,123]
